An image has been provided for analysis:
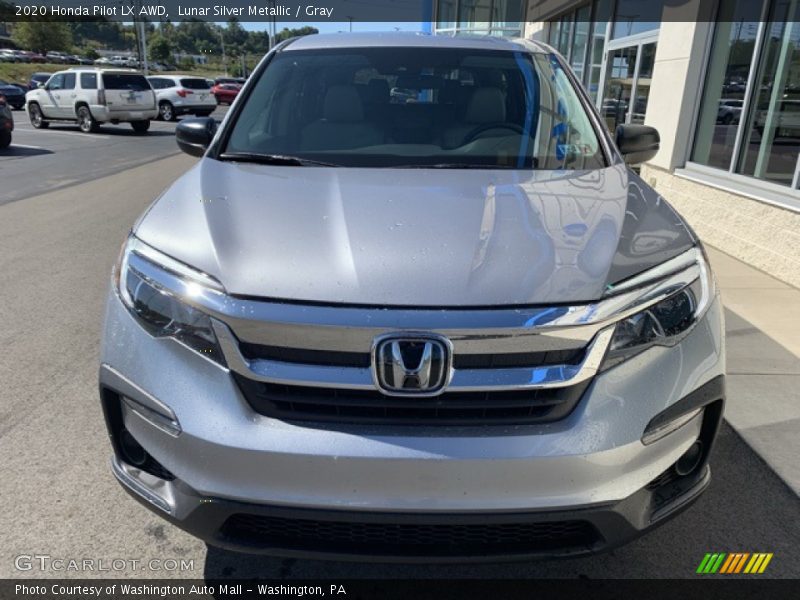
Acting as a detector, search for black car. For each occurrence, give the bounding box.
[0,93,13,149]
[0,79,25,110]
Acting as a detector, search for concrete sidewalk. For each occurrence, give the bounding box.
[706,246,800,496]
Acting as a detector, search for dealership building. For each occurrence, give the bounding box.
[433,0,800,288]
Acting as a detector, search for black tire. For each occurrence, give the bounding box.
[131,120,151,134]
[77,105,99,133]
[28,103,49,128]
[159,101,176,121]
[0,130,10,150]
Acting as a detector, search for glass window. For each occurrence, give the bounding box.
[63,72,75,90]
[48,73,65,90]
[80,73,97,89]
[587,0,612,101]
[569,5,592,80]
[438,0,457,29]
[737,1,800,186]
[612,0,664,39]
[224,47,605,170]
[690,0,761,170]
[458,0,492,31]
[601,46,637,131]
[101,74,150,91]
[558,14,574,57]
[180,78,211,90]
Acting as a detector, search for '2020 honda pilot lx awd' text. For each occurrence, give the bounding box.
[100,33,725,561]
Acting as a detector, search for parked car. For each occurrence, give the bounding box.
[210,82,241,105]
[45,51,69,64]
[20,50,47,63]
[717,98,743,125]
[0,49,19,62]
[0,93,13,149]
[27,72,53,91]
[25,68,157,133]
[0,79,26,110]
[147,75,216,121]
[101,34,724,561]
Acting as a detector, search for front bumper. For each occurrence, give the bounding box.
[100,288,725,560]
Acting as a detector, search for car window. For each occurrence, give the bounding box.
[63,73,76,90]
[80,73,97,89]
[48,74,65,90]
[180,78,211,90]
[224,47,605,170]
[102,74,150,91]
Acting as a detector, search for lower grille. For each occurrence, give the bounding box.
[220,513,601,557]
[233,374,589,426]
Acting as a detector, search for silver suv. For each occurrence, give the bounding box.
[100,34,725,561]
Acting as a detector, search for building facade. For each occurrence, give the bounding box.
[434,0,800,287]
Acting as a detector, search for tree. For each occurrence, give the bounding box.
[12,21,72,54]
[149,35,173,63]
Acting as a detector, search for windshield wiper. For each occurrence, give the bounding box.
[217,152,339,167]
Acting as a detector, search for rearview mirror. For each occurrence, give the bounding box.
[176,117,217,157]
[615,124,660,165]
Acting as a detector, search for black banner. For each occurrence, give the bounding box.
[2,579,800,600]
[0,0,759,24]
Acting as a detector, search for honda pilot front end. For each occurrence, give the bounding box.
[99,33,725,562]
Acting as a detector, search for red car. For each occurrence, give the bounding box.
[211,82,242,105]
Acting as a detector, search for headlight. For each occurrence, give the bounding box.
[601,250,715,371]
[115,235,226,366]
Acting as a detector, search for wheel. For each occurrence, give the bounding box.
[159,101,176,121]
[0,130,10,149]
[77,105,99,133]
[131,120,151,134]
[28,103,49,128]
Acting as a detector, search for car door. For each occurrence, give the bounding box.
[56,72,77,118]
[39,73,63,118]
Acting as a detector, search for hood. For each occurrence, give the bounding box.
[134,159,695,307]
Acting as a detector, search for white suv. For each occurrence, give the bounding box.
[25,68,157,134]
[147,75,216,121]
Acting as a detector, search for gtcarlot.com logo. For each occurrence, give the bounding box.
[696,552,774,574]
[14,554,195,572]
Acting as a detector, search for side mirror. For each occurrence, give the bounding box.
[176,117,217,157]
[615,124,660,165]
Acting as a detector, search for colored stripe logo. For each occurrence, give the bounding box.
[696,553,773,574]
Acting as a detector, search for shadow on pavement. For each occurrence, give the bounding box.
[0,145,54,157]
[202,423,800,580]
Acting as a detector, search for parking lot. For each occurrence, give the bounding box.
[0,107,798,580]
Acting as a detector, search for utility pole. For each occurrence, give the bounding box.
[138,18,148,75]
[219,29,227,76]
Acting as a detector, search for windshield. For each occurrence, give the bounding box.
[224,47,605,169]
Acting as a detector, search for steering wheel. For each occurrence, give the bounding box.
[462,122,526,145]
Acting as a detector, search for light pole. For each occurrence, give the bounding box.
[219,29,227,76]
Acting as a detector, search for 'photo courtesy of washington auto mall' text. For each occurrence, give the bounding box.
[0,0,798,598]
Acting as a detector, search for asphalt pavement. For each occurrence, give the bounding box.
[0,121,798,580]
[0,107,224,207]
